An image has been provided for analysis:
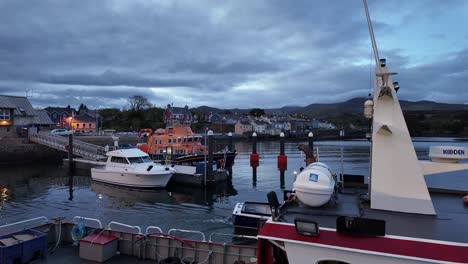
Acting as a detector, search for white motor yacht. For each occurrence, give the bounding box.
[91,148,175,188]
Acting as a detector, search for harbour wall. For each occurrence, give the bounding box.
[0,138,65,164]
[0,136,139,164]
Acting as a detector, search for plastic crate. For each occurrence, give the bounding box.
[0,229,47,264]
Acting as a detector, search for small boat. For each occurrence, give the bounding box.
[136,125,237,168]
[232,202,271,232]
[91,148,175,188]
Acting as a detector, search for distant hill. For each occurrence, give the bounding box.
[193,98,468,118]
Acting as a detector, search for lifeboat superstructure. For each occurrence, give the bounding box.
[137,125,237,168]
[137,125,206,156]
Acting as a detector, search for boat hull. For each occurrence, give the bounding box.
[155,152,237,168]
[91,168,173,188]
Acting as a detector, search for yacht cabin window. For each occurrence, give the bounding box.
[128,156,152,164]
[110,156,128,164]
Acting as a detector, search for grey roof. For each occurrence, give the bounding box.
[44,106,75,115]
[32,110,54,125]
[254,121,269,126]
[74,113,96,123]
[0,95,36,115]
[172,107,191,115]
[0,96,16,108]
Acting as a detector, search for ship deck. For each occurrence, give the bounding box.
[277,184,468,243]
[41,245,154,264]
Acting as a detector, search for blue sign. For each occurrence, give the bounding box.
[443,149,465,155]
[309,173,319,182]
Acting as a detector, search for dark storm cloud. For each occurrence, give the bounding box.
[37,71,201,88]
[0,0,466,108]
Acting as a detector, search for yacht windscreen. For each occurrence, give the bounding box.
[128,156,152,164]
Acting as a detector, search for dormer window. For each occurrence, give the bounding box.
[18,107,26,116]
[0,109,10,120]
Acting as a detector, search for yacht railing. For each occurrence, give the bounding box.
[73,216,103,228]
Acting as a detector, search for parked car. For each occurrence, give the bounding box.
[50,129,72,136]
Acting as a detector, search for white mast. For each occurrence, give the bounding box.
[362,0,436,215]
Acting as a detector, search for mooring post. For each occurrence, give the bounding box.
[252,132,257,154]
[207,130,214,183]
[308,131,314,152]
[68,133,74,172]
[340,129,344,184]
[280,132,285,156]
[278,132,287,189]
[250,132,258,186]
[228,132,233,152]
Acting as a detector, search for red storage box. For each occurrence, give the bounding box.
[79,234,118,262]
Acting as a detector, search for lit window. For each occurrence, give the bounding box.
[0,109,10,120]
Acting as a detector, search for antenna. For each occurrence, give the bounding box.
[363,0,380,67]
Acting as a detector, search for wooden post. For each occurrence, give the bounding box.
[68,133,74,172]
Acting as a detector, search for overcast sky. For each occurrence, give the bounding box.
[0,0,467,109]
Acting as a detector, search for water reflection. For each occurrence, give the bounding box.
[91,182,174,205]
[0,139,466,232]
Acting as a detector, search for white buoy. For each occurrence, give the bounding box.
[364,99,374,119]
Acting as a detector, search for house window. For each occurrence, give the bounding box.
[0,109,10,120]
[89,123,92,128]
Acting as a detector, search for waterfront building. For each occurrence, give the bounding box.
[234,120,253,135]
[210,113,239,125]
[163,104,192,126]
[71,113,97,133]
[44,106,75,128]
[0,95,54,138]
[251,120,268,134]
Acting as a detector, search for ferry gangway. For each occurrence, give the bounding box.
[29,131,109,161]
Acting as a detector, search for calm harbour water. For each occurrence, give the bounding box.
[0,138,467,237]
